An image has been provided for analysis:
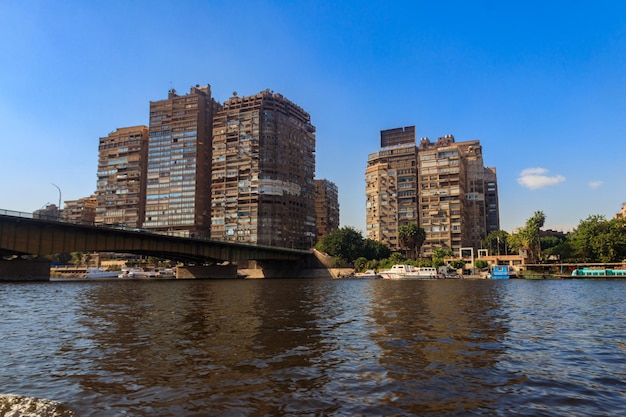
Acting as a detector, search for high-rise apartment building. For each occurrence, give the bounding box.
[365,127,418,249]
[366,128,499,256]
[211,89,316,249]
[143,85,220,236]
[95,126,149,228]
[484,167,500,234]
[314,179,339,241]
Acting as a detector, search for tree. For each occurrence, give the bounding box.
[398,223,426,260]
[362,239,391,260]
[482,230,510,256]
[432,247,453,268]
[568,215,626,262]
[509,211,545,263]
[475,259,489,270]
[449,259,466,270]
[315,226,364,263]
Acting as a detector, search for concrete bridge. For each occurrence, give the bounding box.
[0,210,318,280]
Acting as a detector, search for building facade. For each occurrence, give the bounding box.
[95,126,149,228]
[366,128,499,256]
[365,127,418,249]
[314,179,339,241]
[210,89,316,249]
[143,85,220,236]
[62,195,97,224]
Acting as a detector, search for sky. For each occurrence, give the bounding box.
[1,0,625,234]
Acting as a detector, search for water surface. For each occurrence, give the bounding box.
[0,278,624,416]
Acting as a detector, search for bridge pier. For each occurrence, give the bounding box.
[176,264,238,279]
[237,258,341,279]
[0,258,50,282]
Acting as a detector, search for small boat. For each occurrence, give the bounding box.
[566,268,626,278]
[155,268,176,278]
[354,269,380,279]
[83,267,119,279]
[118,267,158,279]
[379,264,439,279]
[488,265,510,279]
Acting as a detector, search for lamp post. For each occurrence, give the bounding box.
[51,183,62,219]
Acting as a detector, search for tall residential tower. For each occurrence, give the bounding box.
[314,179,340,241]
[366,128,499,256]
[211,89,316,249]
[95,126,149,228]
[143,85,220,236]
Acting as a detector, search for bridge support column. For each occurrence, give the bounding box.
[176,264,238,279]
[238,258,337,278]
[0,259,50,282]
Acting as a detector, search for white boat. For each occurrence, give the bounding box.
[118,267,157,279]
[379,264,439,279]
[155,268,176,278]
[354,269,380,279]
[83,267,119,279]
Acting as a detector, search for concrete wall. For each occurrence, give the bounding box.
[0,259,50,282]
[176,264,238,279]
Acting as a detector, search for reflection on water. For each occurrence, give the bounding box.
[0,279,625,416]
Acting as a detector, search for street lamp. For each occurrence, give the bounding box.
[51,183,62,219]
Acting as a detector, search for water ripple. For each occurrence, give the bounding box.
[0,279,625,416]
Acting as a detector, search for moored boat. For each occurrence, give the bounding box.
[563,268,626,278]
[379,264,439,279]
[354,269,380,279]
[118,267,158,279]
[488,265,510,279]
[83,267,119,279]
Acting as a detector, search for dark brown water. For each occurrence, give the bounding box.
[1,278,625,416]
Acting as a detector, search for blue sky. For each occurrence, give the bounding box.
[1,0,625,234]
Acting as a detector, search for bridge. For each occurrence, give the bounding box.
[0,210,316,280]
[0,210,309,262]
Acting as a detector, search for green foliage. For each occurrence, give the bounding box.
[482,230,511,256]
[449,259,466,270]
[540,236,565,251]
[509,211,545,262]
[70,252,83,266]
[315,227,392,263]
[542,240,573,261]
[315,226,364,262]
[432,247,453,267]
[474,259,488,269]
[568,216,626,262]
[389,252,406,264]
[353,257,368,272]
[398,223,426,260]
[362,239,391,260]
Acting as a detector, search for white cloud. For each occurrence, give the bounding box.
[588,180,603,189]
[517,167,565,190]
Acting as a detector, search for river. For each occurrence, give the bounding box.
[0,278,624,416]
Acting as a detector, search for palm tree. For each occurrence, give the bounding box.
[510,211,545,263]
[398,223,426,260]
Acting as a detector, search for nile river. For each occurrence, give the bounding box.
[0,278,625,416]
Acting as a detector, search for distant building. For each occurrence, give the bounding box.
[314,179,339,241]
[484,167,500,234]
[143,85,221,236]
[62,195,97,224]
[33,204,61,221]
[366,128,499,256]
[95,126,149,228]
[210,89,316,249]
[616,202,626,220]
